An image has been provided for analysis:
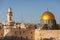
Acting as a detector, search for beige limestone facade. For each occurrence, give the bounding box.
[0,8,60,40]
[35,29,60,40]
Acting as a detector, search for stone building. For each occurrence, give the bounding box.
[0,8,36,40]
[35,10,60,40]
[0,8,60,40]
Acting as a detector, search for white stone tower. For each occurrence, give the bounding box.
[7,8,13,22]
[4,8,13,37]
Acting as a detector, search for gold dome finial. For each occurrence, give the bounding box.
[47,8,49,11]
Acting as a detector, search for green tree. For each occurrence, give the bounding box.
[51,24,58,30]
[42,24,48,30]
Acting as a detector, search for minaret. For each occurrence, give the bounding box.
[7,8,13,22]
[4,8,13,36]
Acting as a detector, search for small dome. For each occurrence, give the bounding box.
[41,11,55,20]
[8,7,12,12]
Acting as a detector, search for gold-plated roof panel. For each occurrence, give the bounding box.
[41,11,55,20]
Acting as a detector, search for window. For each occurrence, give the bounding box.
[19,27,20,29]
[20,31,21,34]
[20,36,22,39]
[23,31,25,33]
[31,32,32,34]
[31,36,33,39]
[26,36,28,39]
[0,26,1,29]
[15,31,16,34]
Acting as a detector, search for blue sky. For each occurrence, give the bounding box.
[0,0,60,24]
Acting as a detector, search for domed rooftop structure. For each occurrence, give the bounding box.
[41,11,55,20]
[40,10,58,30]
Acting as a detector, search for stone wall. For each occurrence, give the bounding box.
[35,29,60,40]
[5,28,35,40]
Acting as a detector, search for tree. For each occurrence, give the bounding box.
[51,24,58,30]
[42,24,48,30]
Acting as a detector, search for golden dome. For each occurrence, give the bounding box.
[41,11,55,20]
